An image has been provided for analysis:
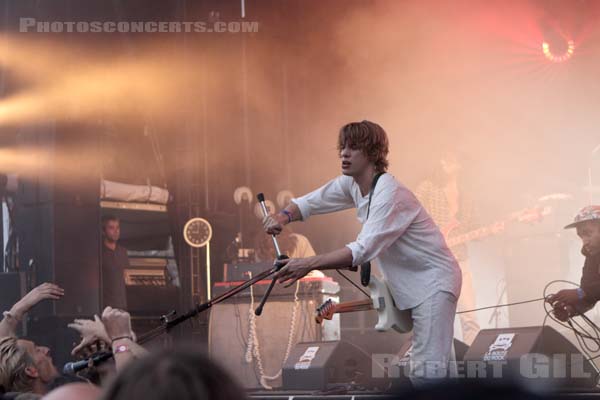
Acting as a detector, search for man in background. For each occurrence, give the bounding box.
[101,215,129,310]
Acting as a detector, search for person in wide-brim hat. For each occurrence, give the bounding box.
[547,205,600,321]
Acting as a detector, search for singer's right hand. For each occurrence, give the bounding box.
[263,213,287,235]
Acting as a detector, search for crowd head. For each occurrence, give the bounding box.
[100,348,246,400]
[0,337,58,395]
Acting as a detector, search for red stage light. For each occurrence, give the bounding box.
[542,39,575,63]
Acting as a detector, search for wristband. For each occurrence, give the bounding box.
[2,311,20,322]
[111,335,133,343]
[280,210,292,224]
[577,288,585,301]
[113,344,131,355]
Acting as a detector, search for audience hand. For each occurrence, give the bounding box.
[11,282,64,319]
[101,306,134,341]
[68,315,111,356]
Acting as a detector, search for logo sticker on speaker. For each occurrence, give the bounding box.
[483,333,515,361]
[294,346,319,370]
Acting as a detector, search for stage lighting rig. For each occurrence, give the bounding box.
[542,39,575,63]
[540,20,575,63]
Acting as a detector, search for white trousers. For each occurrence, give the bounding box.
[409,290,458,387]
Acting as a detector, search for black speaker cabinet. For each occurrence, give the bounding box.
[282,340,380,390]
[464,326,598,389]
[14,122,102,366]
[16,122,101,318]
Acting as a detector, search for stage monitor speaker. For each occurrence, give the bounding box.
[281,336,468,391]
[282,340,379,391]
[463,326,598,389]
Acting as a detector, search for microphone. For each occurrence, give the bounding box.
[257,193,282,258]
[257,192,265,205]
[255,193,288,316]
[62,351,113,375]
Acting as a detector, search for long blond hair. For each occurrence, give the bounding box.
[0,336,35,393]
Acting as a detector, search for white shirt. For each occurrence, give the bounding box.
[292,173,462,310]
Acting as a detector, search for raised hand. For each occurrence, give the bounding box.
[101,306,134,341]
[68,315,111,356]
[12,282,64,318]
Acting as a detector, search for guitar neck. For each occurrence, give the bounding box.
[447,223,505,248]
[333,299,374,314]
[445,206,551,249]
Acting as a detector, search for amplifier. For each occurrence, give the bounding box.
[125,257,167,286]
[463,326,598,389]
[282,340,375,390]
[124,269,166,286]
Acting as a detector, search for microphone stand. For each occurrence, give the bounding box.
[254,193,288,316]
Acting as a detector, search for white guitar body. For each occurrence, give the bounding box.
[368,276,413,333]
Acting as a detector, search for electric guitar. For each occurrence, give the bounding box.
[443,205,552,249]
[315,275,413,333]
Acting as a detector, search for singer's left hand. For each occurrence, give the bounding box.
[276,257,314,287]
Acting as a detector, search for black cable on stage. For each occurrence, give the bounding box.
[541,280,600,372]
[456,297,546,314]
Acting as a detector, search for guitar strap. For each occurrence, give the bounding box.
[360,172,385,287]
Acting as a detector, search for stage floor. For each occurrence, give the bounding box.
[248,390,398,400]
[247,388,600,400]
